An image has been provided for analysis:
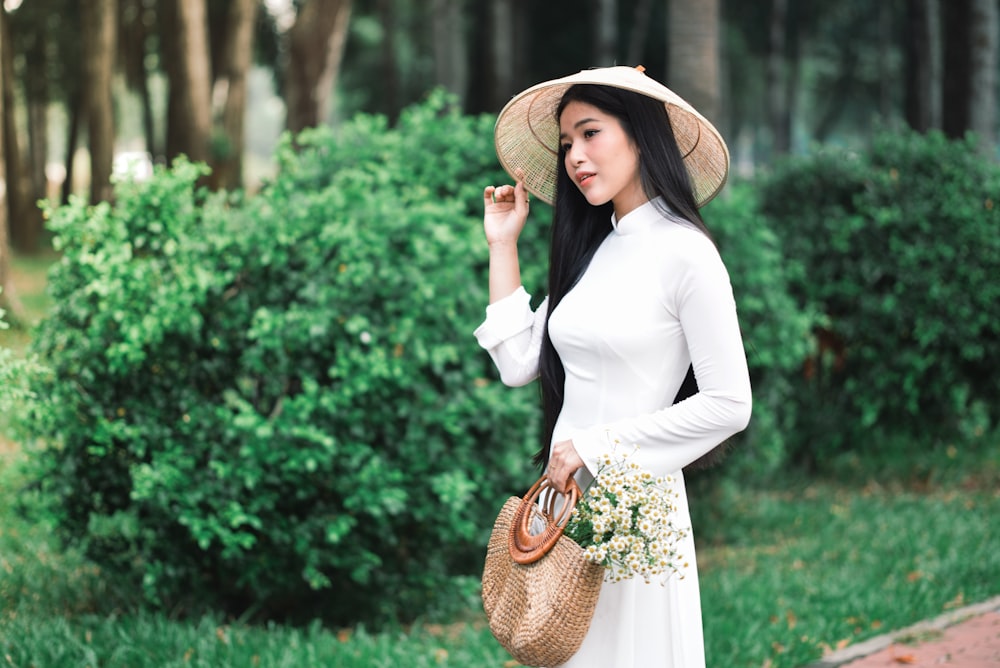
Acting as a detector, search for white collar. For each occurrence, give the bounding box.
[611,197,665,235]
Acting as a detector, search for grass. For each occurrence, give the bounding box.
[0,447,514,668]
[694,472,1000,666]
[1,452,997,668]
[2,253,999,667]
[0,252,54,353]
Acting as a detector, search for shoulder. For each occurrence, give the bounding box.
[651,216,725,270]
[646,216,733,309]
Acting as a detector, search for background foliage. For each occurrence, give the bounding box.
[759,129,1000,472]
[13,95,1000,630]
[23,93,543,625]
[701,185,815,477]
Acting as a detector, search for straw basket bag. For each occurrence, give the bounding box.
[481,475,604,667]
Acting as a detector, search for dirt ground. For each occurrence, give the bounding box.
[806,598,1000,668]
[842,610,1000,667]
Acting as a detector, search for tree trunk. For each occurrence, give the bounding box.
[594,0,618,66]
[942,0,972,138]
[164,0,212,164]
[24,25,48,213]
[877,1,893,121]
[626,0,654,66]
[0,10,24,321]
[209,0,258,190]
[488,0,516,111]
[121,0,158,159]
[377,0,400,121]
[667,0,722,129]
[81,0,118,204]
[432,0,469,106]
[62,90,81,205]
[968,0,997,149]
[767,0,790,155]
[1,9,36,253]
[905,0,942,132]
[285,0,353,134]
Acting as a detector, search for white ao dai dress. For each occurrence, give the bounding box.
[474,199,752,667]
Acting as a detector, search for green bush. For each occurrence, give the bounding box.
[700,184,815,477]
[0,299,43,416]
[25,92,546,625]
[759,130,1000,468]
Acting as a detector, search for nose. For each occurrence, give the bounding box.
[566,142,584,166]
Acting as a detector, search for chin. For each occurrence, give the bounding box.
[582,191,612,207]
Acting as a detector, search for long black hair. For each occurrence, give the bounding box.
[535,83,712,469]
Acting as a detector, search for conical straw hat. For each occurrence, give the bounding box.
[494,66,730,207]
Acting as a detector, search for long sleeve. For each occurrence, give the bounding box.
[473,286,549,387]
[571,234,751,477]
[546,203,752,479]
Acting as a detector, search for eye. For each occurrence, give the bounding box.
[583,129,599,139]
[561,141,572,152]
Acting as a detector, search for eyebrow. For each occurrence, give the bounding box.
[558,118,600,140]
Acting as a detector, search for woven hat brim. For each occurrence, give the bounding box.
[494,66,730,207]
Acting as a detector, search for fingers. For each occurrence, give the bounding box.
[486,183,516,204]
[513,170,530,214]
[547,439,583,494]
[484,170,530,209]
[548,469,570,495]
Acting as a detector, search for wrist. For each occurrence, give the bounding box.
[487,239,519,253]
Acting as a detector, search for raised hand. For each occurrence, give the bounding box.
[483,169,530,248]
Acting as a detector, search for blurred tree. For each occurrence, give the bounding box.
[904,0,942,132]
[968,0,997,148]
[0,0,992,210]
[431,0,469,108]
[10,5,49,236]
[209,0,259,189]
[51,2,84,206]
[939,0,998,146]
[668,0,722,127]
[767,0,790,155]
[285,0,353,133]
[81,0,118,204]
[486,0,517,111]
[161,0,212,164]
[594,0,618,65]
[375,0,399,122]
[625,0,655,66]
[1,8,37,251]
[120,0,158,158]
[0,9,23,321]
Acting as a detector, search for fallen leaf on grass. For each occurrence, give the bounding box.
[943,592,965,609]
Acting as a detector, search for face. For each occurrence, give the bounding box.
[558,101,646,219]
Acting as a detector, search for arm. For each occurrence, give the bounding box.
[474,172,545,386]
[474,290,548,387]
[559,235,752,482]
[483,171,530,303]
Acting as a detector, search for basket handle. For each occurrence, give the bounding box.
[508,475,581,565]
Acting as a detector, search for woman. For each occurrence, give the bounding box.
[475,66,751,667]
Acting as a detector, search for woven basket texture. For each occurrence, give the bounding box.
[482,496,604,667]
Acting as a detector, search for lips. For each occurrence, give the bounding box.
[576,171,596,187]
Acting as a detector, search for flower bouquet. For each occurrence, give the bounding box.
[563,447,690,584]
